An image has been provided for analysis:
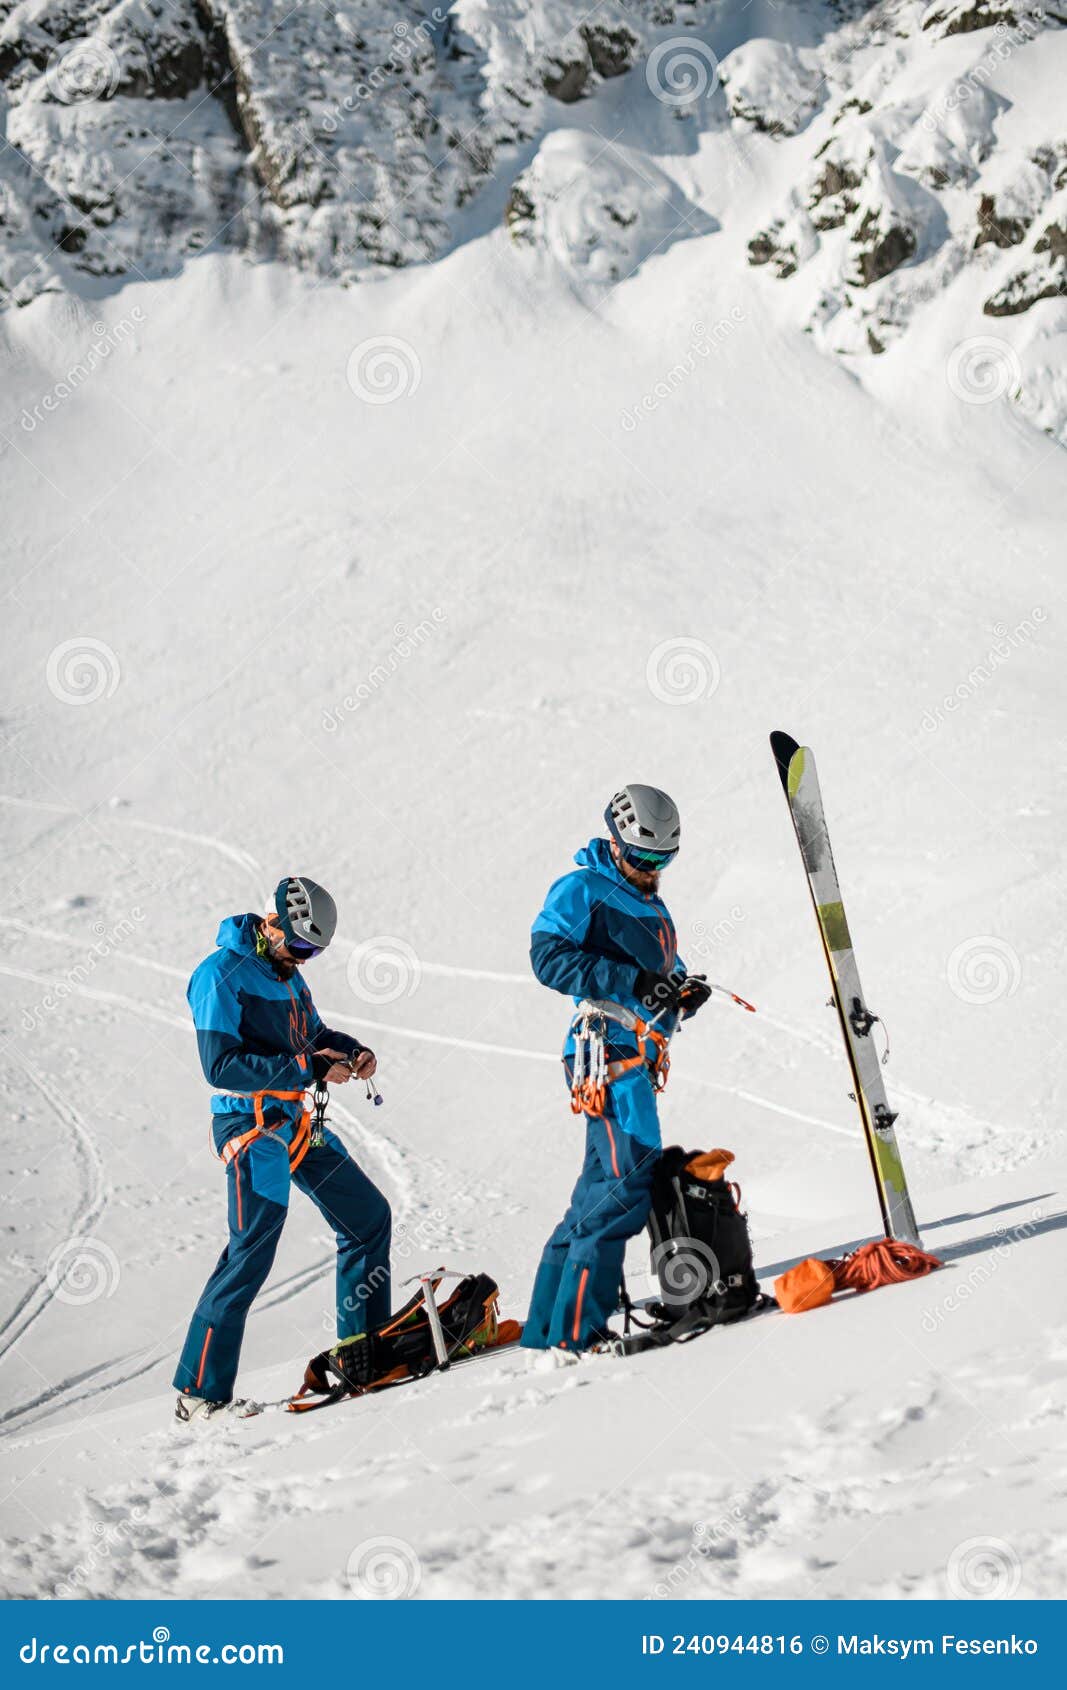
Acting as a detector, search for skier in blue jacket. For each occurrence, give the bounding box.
[173,876,389,1420]
[522,786,711,1351]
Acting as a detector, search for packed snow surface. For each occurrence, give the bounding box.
[0,0,1065,1604]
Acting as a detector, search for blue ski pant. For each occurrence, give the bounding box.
[522,1063,660,1351]
[174,1123,391,1403]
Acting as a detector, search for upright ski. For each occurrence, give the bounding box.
[770,731,920,1246]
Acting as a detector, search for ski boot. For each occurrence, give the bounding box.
[174,1394,263,1423]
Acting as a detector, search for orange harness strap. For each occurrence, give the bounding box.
[216,1088,313,1173]
[571,1018,671,1121]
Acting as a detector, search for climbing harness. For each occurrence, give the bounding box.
[568,976,757,1120]
[214,1060,383,1167]
[569,998,672,1119]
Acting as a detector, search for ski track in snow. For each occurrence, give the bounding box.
[0,1051,109,1365]
[0,794,265,893]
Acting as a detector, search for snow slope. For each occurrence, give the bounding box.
[0,12,1065,1598]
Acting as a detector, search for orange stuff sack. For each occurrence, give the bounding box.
[774,1256,836,1313]
[685,1149,735,1183]
[775,1239,941,1313]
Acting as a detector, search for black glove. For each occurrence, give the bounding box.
[679,974,712,1018]
[633,969,686,1017]
[311,1052,334,1084]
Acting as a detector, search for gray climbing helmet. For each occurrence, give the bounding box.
[604,785,681,864]
[274,875,337,953]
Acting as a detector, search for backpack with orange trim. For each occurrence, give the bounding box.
[289,1273,516,1411]
[645,1146,762,1335]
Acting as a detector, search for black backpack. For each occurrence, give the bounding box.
[646,1147,761,1336]
[292,1273,502,1409]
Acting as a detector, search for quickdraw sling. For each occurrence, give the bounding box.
[569,998,672,1119]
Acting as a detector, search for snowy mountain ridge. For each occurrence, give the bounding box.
[1,1,1064,438]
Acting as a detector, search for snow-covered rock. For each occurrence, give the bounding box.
[505,129,716,286]
[0,0,1064,439]
[743,0,1067,436]
[720,36,824,137]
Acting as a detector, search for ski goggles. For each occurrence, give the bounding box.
[620,843,678,872]
[287,938,324,961]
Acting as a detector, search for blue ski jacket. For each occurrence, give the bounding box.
[188,914,365,1127]
[530,837,684,1057]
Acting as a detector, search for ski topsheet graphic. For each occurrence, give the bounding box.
[770,731,921,1246]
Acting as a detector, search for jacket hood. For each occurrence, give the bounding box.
[215,913,263,954]
[574,836,630,888]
